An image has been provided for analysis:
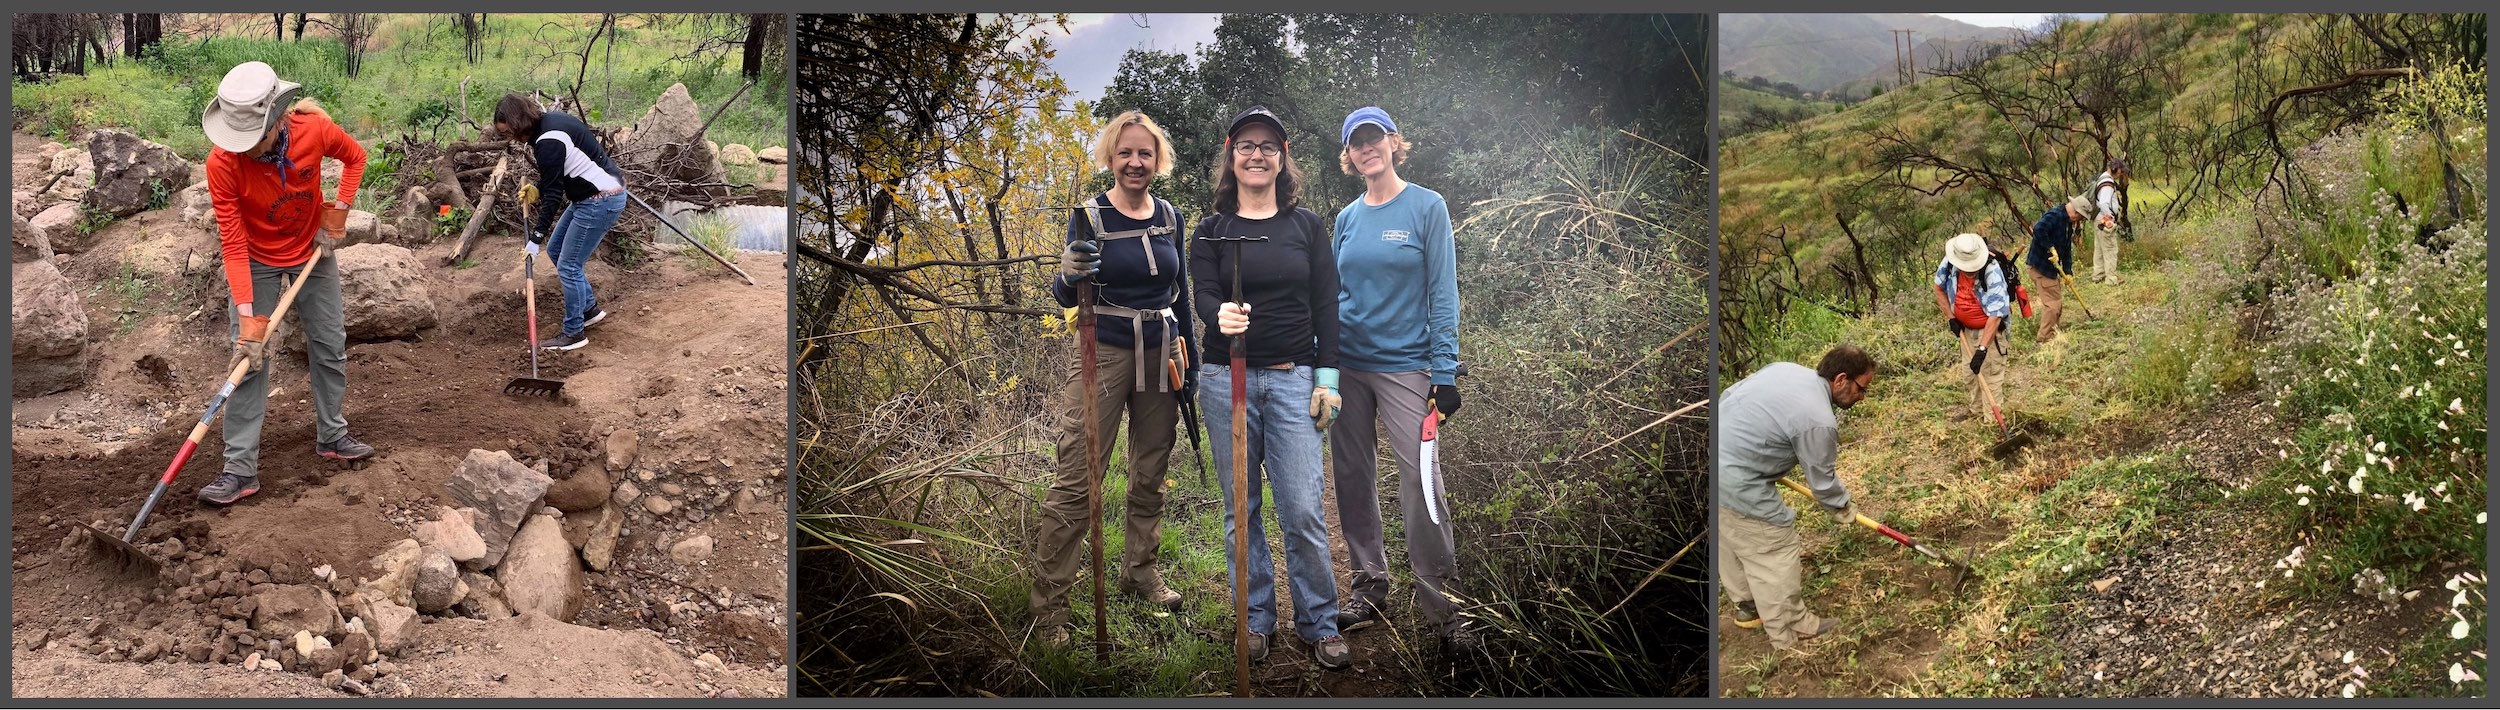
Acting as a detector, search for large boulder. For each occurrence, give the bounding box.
[447,449,552,569]
[333,243,438,341]
[11,259,89,397]
[618,83,725,186]
[542,464,610,514]
[83,129,191,218]
[495,512,584,622]
[13,213,53,263]
[250,585,343,641]
[719,143,757,166]
[343,209,380,246]
[348,590,420,655]
[413,508,488,564]
[30,203,89,255]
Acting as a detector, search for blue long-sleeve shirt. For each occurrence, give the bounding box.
[1333,184,1460,386]
[1049,193,1190,351]
[2026,205,2077,277]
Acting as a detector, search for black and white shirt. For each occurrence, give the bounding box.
[529,111,623,236]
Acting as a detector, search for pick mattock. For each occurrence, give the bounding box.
[1071,214,1110,663]
[1201,230,1266,698]
[627,192,756,286]
[2047,250,2094,320]
[1963,329,2035,459]
[81,242,331,583]
[505,183,566,399]
[1775,478,1975,594]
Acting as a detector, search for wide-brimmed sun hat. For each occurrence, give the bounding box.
[1945,233,1990,272]
[202,61,301,153]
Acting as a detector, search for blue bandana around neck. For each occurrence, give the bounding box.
[256,125,294,187]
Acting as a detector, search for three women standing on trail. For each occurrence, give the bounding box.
[1029,111,1194,651]
[1324,106,1475,654]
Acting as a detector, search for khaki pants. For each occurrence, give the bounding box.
[1718,506,1827,649]
[2029,265,2064,343]
[1959,329,2007,421]
[2092,226,2120,282]
[1030,336,1180,627]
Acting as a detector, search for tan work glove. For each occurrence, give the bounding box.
[1309,368,1341,430]
[314,200,350,249]
[1828,504,1856,526]
[233,314,272,373]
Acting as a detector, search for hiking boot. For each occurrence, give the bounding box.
[582,309,609,330]
[1798,617,1842,646]
[1246,632,1270,663]
[1312,635,1351,670]
[196,472,260,506]
[1733,600,1763,629]
[536,332,588,352]
[1037,624,1069,650]
[1445,626,1484,655]
[1122,582,1182,612]
[316,432,376,461]
[1338,598,1383,633]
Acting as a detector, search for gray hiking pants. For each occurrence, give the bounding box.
[223,254,350,476]
[1328,368,1463,633]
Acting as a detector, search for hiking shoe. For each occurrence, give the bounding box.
[1312,635,1351,670]
[1733,600,1763,629]
[536,332,588,351]
[316,432,376,461]
[1445,626,1484,655]
[1339,598,1383,633]
[582,309,609,330]
[196,473,260,506]
[1123,583,1182,612]
[1799,617,1842,646]
[1037,625,1069,650]
[1246,632,1269,663]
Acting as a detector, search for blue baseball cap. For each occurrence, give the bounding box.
[1340,106,1397,145]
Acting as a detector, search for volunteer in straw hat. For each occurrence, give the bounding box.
[1932,232,2011,421]
[197,60,377,505]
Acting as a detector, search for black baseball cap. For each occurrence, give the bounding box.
[1227,105,1288,149]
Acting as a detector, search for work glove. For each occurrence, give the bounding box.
[523,239,542,258]
[1969,344,1989,374]
[234,314,272,373]
[1310,368,1342,430]
[1431,384,1462,419]
[313,200,350,249]
[2096,214,2117,232]
[1217,302,1251,337]
[1828,504,1856,526]
[1058,239,1102,285]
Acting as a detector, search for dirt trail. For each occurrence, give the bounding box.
[11,131,789,697]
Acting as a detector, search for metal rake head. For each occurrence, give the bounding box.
[503,377,566,399]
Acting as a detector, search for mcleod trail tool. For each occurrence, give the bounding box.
[1072,220,1110,663]
[626,192,757,286]
[1964,330,2036,459]
[82,244,331,581]
[1202,229,1266,698]
[506,183,566,399]
[2047,250,2094,320]
[1775,477,1974,593]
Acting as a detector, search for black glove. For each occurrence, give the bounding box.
[1431,384,1461,418]
[1969,345,1989,374]
[1946,319,1962,335]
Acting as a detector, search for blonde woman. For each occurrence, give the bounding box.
[1029,110,1193,649]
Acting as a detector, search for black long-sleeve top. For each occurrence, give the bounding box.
[527,111,623,237]
[1190,208,1338,369]
[1048,193,1190,350]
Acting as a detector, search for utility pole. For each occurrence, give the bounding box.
[1891,29,1916,87]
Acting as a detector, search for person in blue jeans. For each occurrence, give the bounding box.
[494,94,622,351]
[1191,106,1350,670]
[1326,105,1476,654]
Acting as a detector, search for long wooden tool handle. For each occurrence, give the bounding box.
[132,248,327,539]
[1227,245,1252,698]
[1077,279,1107,663]
[630,192,756,285]
[1774,478,1905,545]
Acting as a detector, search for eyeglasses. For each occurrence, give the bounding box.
[1232,141,1281,157]
[1348,130,1387,149]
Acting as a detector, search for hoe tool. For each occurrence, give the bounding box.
[505,183,567,399]
[1202,231,1266,698]
[1963,330,2035,459]
[83,234,335,582]
[2047,251,2095,320]
[1776,478,1974,593]
[628,192,756,286]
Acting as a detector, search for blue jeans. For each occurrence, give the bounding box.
[544,190,626,337]
[1198,363,1340,643]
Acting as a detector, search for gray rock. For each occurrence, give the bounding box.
[10,259,88,397]
[249,585,341,641]
[29,202,86,254]
[447,449,552,569]
[13,213,53,263]
[333,244,438,341]
[410,549,465,614]
[83,129,191,218]
[495,513,584,622]
[606,429,640,472]
[668,535,714,564]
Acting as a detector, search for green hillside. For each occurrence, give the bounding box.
[1716,13,2485,698]
[1720,13,2022,94]
[1719,76,1848,139]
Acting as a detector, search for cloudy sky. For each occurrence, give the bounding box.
[1935,13,2107,28]
[1036,13,1223,106]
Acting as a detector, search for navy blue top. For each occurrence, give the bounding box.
[2027,205,2078,277]
[1049,192,1191,351]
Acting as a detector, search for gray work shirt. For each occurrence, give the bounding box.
[1717,362,1851,527]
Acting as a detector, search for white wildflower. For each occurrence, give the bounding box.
[2449,397,2466,415]
[2453,620,2471,639]
[2451,662,2468,684]
[2342,682,2358,698]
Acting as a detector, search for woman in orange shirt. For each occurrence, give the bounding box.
[196,61,377,505]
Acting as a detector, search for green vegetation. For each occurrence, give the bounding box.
[1719,13,2483,698]
[12,14,785,164]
